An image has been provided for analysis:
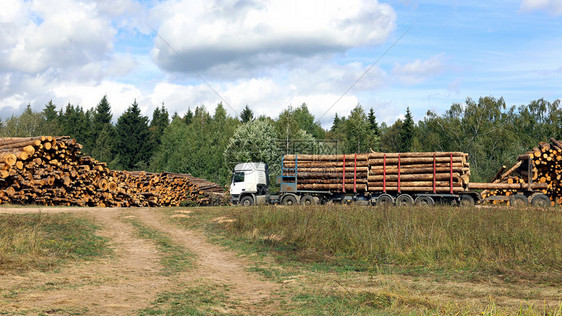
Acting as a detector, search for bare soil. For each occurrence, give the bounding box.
[0,207,279,315]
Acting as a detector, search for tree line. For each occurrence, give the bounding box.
[1,96,560,185]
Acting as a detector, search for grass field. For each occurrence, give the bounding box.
[0,213,109,273]
[169,204,562,314]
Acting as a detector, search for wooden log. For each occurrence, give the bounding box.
[296,183,367,191]
[368,181,463,187]
[284,154,369,161]
[284,172,368,179]
[367,186,466,193]
[0,153,17,166]
[368,173,461,182]
[283,161,369,168]
[468,182,548,190]
[370,166,469,175]
[368,152,467,158]
[368,156,465,165]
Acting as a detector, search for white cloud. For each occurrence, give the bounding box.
[150,0,396,76]
[392,55,446,86]
[521,0,562,15]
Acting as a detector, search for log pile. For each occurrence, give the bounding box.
[0,136,225,207]
[282,154,369,192]
[367,152,470,193]
[282,152,471,193]
[480,138,562,206]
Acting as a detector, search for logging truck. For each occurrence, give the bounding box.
[230,149,555,207]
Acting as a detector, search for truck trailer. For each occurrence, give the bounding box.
[229,152,553,207]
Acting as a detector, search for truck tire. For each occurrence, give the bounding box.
[300,195,316,205]
[530,194,550,207]
[459,195,475,207]
[396,194,414,206]
[415,196,434,206]
[282,195,298,206]
[510,194,528,207]
[376,194,394,207]
[240,195,254,206]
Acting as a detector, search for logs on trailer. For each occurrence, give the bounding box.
[0,136,225,207]
[282,151,471,193]
[477,138,562,206]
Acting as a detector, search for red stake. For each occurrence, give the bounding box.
[450,153,453,194]
[342,154,346,193]
[398,153,401,193]
[383,154,387,193]
[353,153,357,193]
[433,153,436,194]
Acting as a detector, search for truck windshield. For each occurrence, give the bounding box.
[233,172,244,183]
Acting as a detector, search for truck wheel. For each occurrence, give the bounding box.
[510,194,528,207]
[530,194,551,207]
[300,195,316,205]
[396,194,414,206]
[415,196,434,207]
[377,194,394,207]
[282,195,298,206]
[240,195,254,206]
[459,195,475,207]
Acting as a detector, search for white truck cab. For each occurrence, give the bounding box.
[230,162,268,205]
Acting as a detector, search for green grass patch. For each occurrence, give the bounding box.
[0,213,109,272]
[219,205,562,280]
[138,284,230,315]
[124,217,195,276]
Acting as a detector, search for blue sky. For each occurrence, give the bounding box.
[0,0,560,128]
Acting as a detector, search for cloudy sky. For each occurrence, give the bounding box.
[1,0,561,127]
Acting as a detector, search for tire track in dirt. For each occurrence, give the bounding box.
[133,208,281,314]
[0,207,168,315]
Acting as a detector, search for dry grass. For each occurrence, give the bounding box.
[0,213,108,272]
[223,205,562,279]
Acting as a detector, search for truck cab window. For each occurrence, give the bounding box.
[233,172,244,183]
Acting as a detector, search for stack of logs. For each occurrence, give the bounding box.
[367,152,470,192]
[481,138,562,206]
[283,154,369,191]
[0,136,225,207]
[282,152,471,193]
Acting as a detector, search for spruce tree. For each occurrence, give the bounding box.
[184,107,193,125]
[150,104,170,145]
[240,105,254,123]
[115,100,153,170]
[43,100,58,122]
[331,113,341,133]
[400,107,414,152]
[368,108,379,136]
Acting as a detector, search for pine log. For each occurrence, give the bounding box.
[368,156,466,165]
[368,173,461,182]
[367,186,465,193]
[368,181,463,187]
[283,154,369,161]
[368,152,467,158]
[370,166,469,174]
[468,182,548,190]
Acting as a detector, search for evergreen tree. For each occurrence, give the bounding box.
[93,95,112,128]
[43,100,58,122]
[150,104,170,146]
[368,108,379,136]
[42,100,60,135]
[91,124,115,164]
[184,107,193,125]
[114,100,154,170]
[331,113,341,133]
[400,107,414,152]
[240,105,254,123]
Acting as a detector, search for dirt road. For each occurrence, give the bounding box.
[0,207,279,315]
